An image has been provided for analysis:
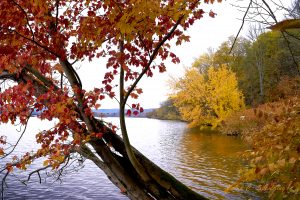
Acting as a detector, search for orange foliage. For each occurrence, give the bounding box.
[0,0,222,190]
[224,96,300,198]
[268,76,300,101]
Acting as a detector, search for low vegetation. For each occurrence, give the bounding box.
[223,95,300,199]
[150,25,300,198]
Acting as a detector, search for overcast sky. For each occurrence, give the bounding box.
[76,0,289,109]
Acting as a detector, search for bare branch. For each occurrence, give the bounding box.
[261,0,278,22]
[25,165,51,184]
[1,170,9,200]
[55,156,70,182]
[229,0,253,54]
[1,111,32,159]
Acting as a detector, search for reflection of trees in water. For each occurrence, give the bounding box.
[179,128,248,164]
[175,128,259,199]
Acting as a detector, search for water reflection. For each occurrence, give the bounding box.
[176,128,258,199]
[0,118,263,199]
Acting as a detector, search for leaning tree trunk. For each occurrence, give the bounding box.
[72,115,208,200]
[90,118,208,200]
[1,69,207,200]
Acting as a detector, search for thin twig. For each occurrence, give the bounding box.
[1,170,9,200]
[1,111,33,159]
[55,156,70,182]
[229,0,252,54]
[261,0,278,22]
[26,165,51,184]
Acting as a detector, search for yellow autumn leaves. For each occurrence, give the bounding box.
[171,64,245,128]
[111,0,193,40]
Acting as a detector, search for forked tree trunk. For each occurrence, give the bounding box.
[80,119,208,200]
[1,68,207,200]
[0,63,207,200]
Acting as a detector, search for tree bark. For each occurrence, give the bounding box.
[0,71,208,200]
[96,119,207,200]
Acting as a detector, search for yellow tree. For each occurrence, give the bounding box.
[206,65,245,126]
[0,0,223,199]
[172,65,245,128]
[172,69,207,127]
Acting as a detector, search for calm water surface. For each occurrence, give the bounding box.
[0,118,263,199]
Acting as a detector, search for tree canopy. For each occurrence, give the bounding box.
[171,65,245,128]
[150,1,300,198]
[0,0,223,199]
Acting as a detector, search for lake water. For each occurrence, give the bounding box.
[0,117,263,199]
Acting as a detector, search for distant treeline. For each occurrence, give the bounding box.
[146,99,182,121]
[32,108,154,118]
